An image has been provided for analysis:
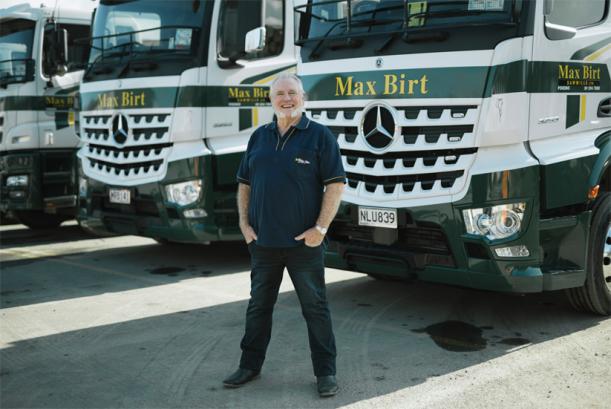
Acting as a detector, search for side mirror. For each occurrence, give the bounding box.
[544,21,577,41]
[245,27,266,54]
[542,0,576,41]
[56,28,68,73]
[43,24,69,77]
[51,70,83,88]
[295,6,312,44]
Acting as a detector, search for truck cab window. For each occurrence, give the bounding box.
[0,19,35,82]
[548,0,607,28]
[42,23,90,77]
[217,0,284,64]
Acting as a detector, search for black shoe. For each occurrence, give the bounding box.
[317,375,339,397]
[223,368,261,388]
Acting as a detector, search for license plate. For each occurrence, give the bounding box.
[358,206,398,228]
[109,188,131,204]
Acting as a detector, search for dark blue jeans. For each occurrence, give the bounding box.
[239,242,336,377]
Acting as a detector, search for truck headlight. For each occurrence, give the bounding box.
[462,203,526,241]
[6,175,29,187]
[165,180,202,206]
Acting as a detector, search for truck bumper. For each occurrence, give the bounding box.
[0,150,77,216]
[326,166,588,293]
[78,154,242,243]
[326,243,585,293]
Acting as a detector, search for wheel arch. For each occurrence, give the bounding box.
[589,130,611,200]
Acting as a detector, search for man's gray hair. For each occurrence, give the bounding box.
[270,72,305,95]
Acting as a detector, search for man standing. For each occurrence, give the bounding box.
[223,73,345,397]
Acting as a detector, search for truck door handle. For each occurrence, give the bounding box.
[598,98,611,117]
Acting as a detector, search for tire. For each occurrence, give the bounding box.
[566,193,611,315]
[14,210,66,230]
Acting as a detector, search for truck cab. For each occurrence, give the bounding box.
[0,3,92,228]
[295,0,611,314]
[77,0,297,243]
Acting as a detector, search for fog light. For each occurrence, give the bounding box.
[79,177,88,197]
[165,180,202,206]
[6,175,28,186]
[463,202,526,241]
[9,191,25,199]
[183,208,207,218]
[494,245,530,258]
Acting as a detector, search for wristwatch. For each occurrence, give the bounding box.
[315,224,328,235]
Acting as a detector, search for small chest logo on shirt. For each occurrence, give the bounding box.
[295,157,311,165]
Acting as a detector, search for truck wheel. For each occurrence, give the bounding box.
[566,193,611,315]
[14,210,66,230]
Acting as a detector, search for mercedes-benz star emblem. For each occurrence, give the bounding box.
[112,114,129,145]
[360,104,396,150]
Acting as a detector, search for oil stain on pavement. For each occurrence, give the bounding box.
[148,267,185,276]
[412,321,532,351]
[412,321,487,352]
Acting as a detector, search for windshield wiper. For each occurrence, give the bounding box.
[0,58,32,87]
[307,19,348,59]
[84,25,198,79]
[84,46,131,79]
[350,17,404,28]
[297,0,516,58]
[0,73,24,88]
[307,17,402,59]
[376,29,448,54]
[369,6,516,54]
[0,73,13,84]
[116,59,160,78]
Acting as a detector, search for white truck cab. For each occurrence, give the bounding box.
[0,2,93,228]
[77,0,297,243]
[294,0,611,314]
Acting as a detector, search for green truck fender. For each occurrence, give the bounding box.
[589,130,611,195]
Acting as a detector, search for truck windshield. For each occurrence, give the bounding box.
[0,19,35,86]
[296,0,530,61]
[87,0,211,78]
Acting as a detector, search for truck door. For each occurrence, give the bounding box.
[529,0,611,208]
[39,21,89,150]
[205,0,296,160]
[37,21,89,206]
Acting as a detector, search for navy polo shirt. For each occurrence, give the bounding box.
[237,115,346,247]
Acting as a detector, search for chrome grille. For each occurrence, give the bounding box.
[308,104,478,203]
[80,112,173,181]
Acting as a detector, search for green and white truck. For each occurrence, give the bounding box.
[0,2,92,228]
[77,0,296,243]
[295,0,611,314]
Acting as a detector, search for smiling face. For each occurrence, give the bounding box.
[270,77,304,119]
